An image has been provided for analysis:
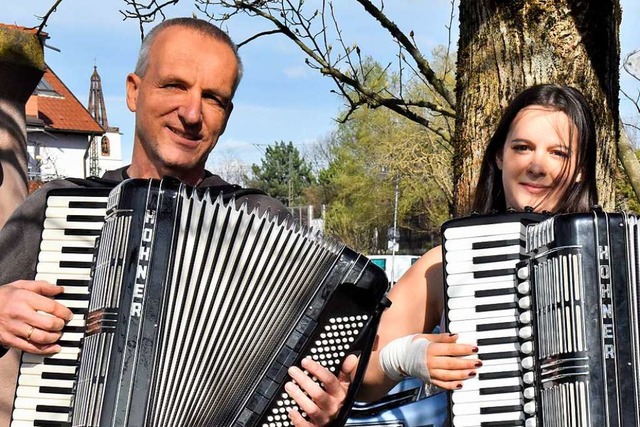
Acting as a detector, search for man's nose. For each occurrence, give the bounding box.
[179,92,202,125]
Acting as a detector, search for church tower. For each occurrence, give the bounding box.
[86,66,122,177]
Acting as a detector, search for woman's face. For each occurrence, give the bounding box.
[496,106,579,213]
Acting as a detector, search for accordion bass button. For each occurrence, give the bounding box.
[519,326,532,339]
[517,266,530,279]
[521,341,534,354]
[524,401,536,414]
[523,371,535,384]
[524,386,536,400]
[517,280,530,295]
[525,416,537,427]
[520,311,532,324]
[521,356,534,370]
[518,296,531,310]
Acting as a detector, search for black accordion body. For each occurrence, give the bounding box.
[442,211,640,427]
[11,178,390,427]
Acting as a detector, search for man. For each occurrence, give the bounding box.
[0,18,352,426]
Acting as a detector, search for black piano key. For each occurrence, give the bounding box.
[474,268,516,279]
[66,215,105,222]
[57,340,81,347]
[68,201,107,209]
[57,292,90,301]
[480,421,524,427]
[476,302,517,312]
[35,421,71,427]
[480,385,522,395]
[42,372,76,381]
[472,253,521,264]
[479,370,521,380]
[62,325,85,334]
[477,336,519,346]
[36,405,72,414]
[55,279,90,287]
[65,229,101,236]
[70,307,88,315]
[39,386,73,395]
[475,288,516,298]
[44,358,79,367]
[472,239,521,250]
[59,261,93,269]
[479,350,520,360]
[61,246,95,254]
[480,405,523,414]
[477,321,518,331]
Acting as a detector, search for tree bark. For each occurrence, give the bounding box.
[0,26,45,228]
[453,0,620,216]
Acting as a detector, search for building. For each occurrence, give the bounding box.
[26,63,122,183]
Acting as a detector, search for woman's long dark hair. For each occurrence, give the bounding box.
[472,84,599,214]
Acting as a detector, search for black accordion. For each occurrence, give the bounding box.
[442,211,640,427]
[11,178,390,427]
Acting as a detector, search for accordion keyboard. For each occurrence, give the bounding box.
[443,215,542,427]
[11,190,109,427]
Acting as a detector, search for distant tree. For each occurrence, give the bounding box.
[245,141,315,206]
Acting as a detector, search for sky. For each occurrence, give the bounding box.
[4,1,640,173]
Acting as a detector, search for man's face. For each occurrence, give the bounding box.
[126,26,237,184]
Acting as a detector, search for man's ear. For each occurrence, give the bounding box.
[125,73,141,113]
[220,101,234,135]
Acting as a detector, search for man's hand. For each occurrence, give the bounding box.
[285,354,358,426]
[0,280,73,354]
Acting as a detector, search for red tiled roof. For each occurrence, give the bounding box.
[36,65,104,134]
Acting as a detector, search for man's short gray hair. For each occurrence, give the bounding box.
[134,17,243,96]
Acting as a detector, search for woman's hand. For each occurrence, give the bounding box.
[285,354,358,426]
[0,280,72,354]
[421,333,481,390]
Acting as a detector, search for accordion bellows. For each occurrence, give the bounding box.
[13,178,390,427]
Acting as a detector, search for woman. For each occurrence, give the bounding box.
[358,83,599,401]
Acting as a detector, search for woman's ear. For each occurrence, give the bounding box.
[495,153,503,171]
[575,171,583,183]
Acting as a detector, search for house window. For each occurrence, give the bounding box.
[101,135,110,156]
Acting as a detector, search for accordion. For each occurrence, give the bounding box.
[11,178,390,427]
[442,211,640,427]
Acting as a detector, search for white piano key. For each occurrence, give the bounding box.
[36,262,92,276]
[43,217,104,231]
[41,229,100,241]
[46,195,107,207]
[457,374,522,391]
[452,397,523,415]
[445,258,521,275]
[452,411,524,426]
[13,396,72,410]
[446,272,516,286]
[447,293,517,310]
[40,238,97,251]
[44,207,106,218]
[452,388,523,404]
[444,244,523,261]
[449,315,518,333]
[12,408,71,422]
[35,273,92,284]
[18,375,75,389]
[38,251,94,263]
[447,280,517,298]
[457,329,517,344]
[448,307,517,322]
[19,363,77,375]
[478,342,520,355]
[443,222,524,240]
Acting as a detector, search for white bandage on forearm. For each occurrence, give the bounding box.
[378,334,431,383]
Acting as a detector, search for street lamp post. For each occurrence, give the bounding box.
[390,177,399,283]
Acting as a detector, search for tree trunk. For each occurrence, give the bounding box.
[453,0,621,216]
[0,26,45,228]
